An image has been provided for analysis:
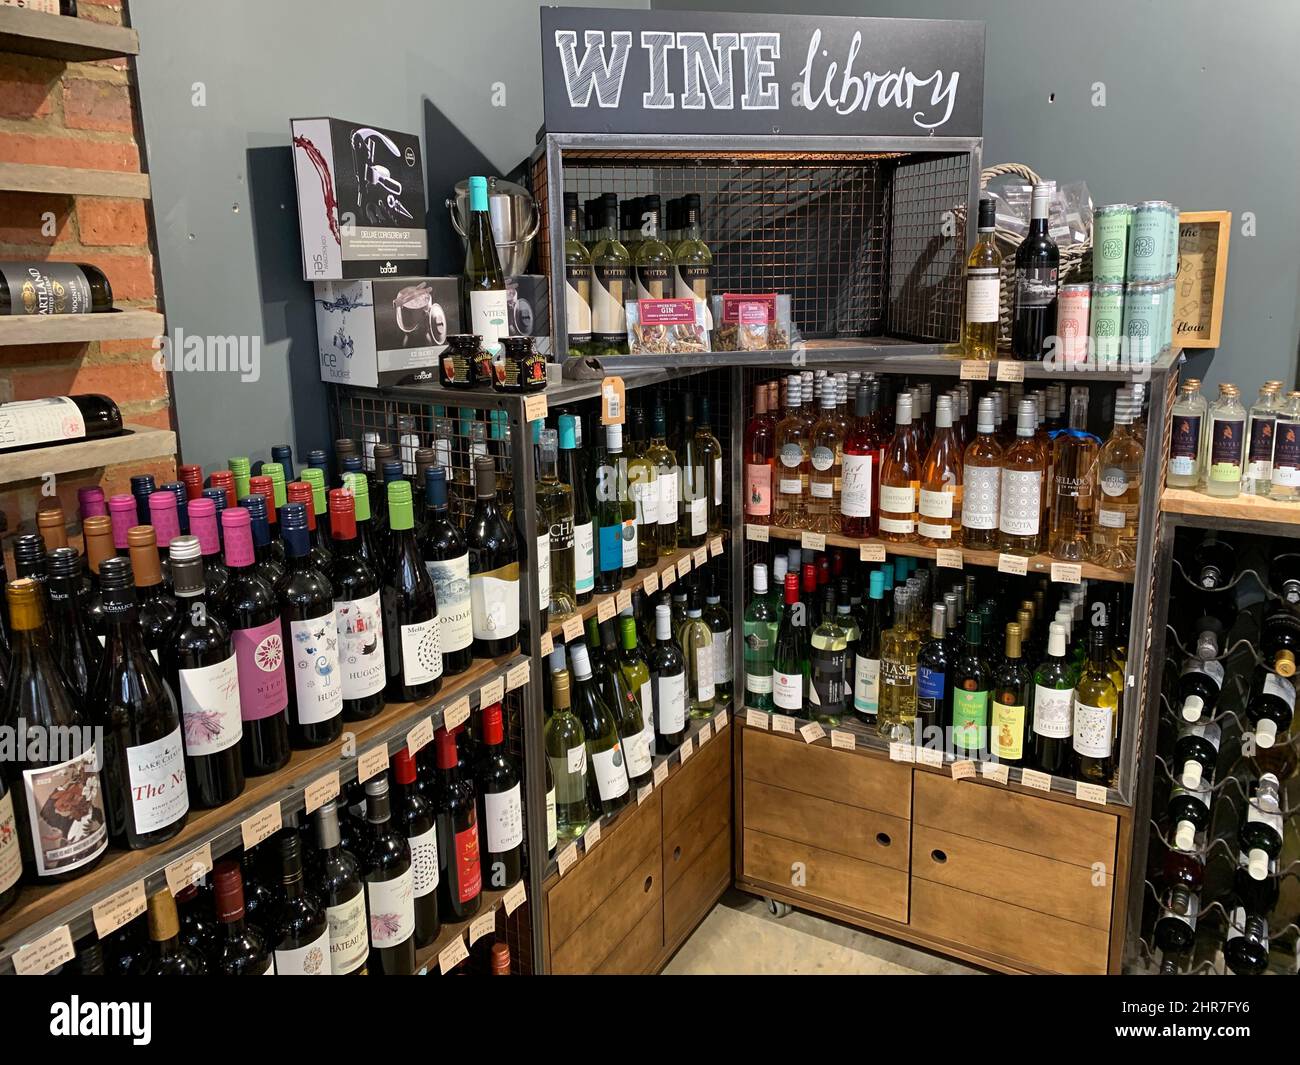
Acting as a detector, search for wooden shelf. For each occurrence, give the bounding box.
[0,651,528,970]
[412,888,513,975]
[0,162,150,199]
[755,525,1134,584]
[0,309,163,346]
[1,424,175,483]
[0,5,139,61]
[1161,487,1300,528]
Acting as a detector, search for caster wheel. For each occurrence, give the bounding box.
[764,897,793,918]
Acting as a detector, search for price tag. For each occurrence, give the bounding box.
[1051,562,1082,585]
[583,820,602,850]
[746,708,771,730]
[305,770,341,815]
[1076,781,1108,805]
[503,880,527,915]
[677,556,692,579]
[506,660,531,691]
[694,546,708,568]
[830,729,856,751]
[888,742,916,763]
[616,589,632,612]
[637,783,654,805]
[165,842,212,896]
[600,375,626,425]
[960,360,991,381]
[997,553,1029,576]
[772,714,797,735]
[438,934,470,974]
[241,802,283,850]
[643,572,659,595]
[661,565,676,588]
[443,696,472,732]
[562,614,585,642]
[746,523,770,543]
[679,735,694,763]
[557,842,579,876]
[710,536,724,558]
[469,910,497,946]
[653,760,670,786]
[523,392,548,423]
[980,761,1010,785]
[596,597,616,623]
[357,744,389,784]
[1020,768,1053,792]
[92,880,146,939]
[699,721,713,744]
[916,746,945,768]
[936,548,963,570]
[406,717,435,757]
[950,760,977,780]
[12,925,74,976]
[860,543,886,563]
[480,677,505,708]
[715,708,728,730]
[800,531,826,552]
[799,721,826,744]
[996,360,1026,383]
[540,630,554,657]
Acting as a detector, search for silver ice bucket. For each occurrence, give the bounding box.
[446,176,539,277]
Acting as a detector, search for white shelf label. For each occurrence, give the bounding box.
[1020,768,1053,792]
[443,696,471,732]
[916,746,945,768]
[889,742,916,763]
[980,761,1010,785]
[305,771,341,815]
[960,360,991,381]
[799,721,826,744]
[357,744,388,784]
[165,843,212,896]
[746,523,769,543]
[1076,781,1108,805]
[859,543,886,563]
[241,802,282,849]
[996,361,1025,383]
[13,925,74,976]
[801,531,826,552]
[746,708,771,730]
[951,760,977,780]
[830,729,856,751]
[406,717,434,757]
[772,714,797,735]
[92,880,146,939]
[998,553,1029,576]
[1051,562,1082,585]
[438,933,470,974]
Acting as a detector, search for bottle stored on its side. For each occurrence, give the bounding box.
[1176,655,1223,723]
[0,260,113,314]
[1168,781,1211,852]
[1173,721,1220,790]
[1245,666,1295,748]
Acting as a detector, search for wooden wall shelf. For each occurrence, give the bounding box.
[0,309,163,346]
[1161,487,1300,527]
[0,5,139,61]
[0,424,175,483]
[0,162,150,199]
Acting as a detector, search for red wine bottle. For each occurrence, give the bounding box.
[382,480,442,702]
[277,500,343,748]
[475,703,524,889]
[126,526,178,657]
[240,492,285,587]
[90,555,189,849]
[270,831,331,975]
[144,889,206,975]
[433,726,483,921]
[0,261,112,314]
[467,455,520,658]
[328,488,386,721]
[45,546,99,703]
[392,749,440,947]
[342,471,381,570]
[420,466,474,677]
[287,479,333,573]
[0,395,123,453]
[216,506,290,776]
[148,489,181,591]
[212,859,274,975]
[186,496,229,602]
[309,798,369,975]
[362,774,417,975]
[0,768,17,914]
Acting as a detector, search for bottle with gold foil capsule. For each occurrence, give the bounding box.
[990,622,1031,767]
[1206,384,1247,498]
[918,395,963,546]
[1048,387,1099,562]
[806,381,842,533]
[36,505,67,553]
[999,399,1046,555]
[878,393,921,543]
[1091,389,1144,570]
[962,198,1002,359]
[1244,381,1282,495]
[1168,379,1208,489]
[774,376,810,529]
[1269,391,1300,501]
[960,397,1002,551]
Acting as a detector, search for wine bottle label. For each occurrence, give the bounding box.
[632,475,660,527]
[177,652,243,756]
[676,263,712,305]
[918,519,952,540]
[1209,418,1245,481]
[1263,671,1296,708]
[126,726,189,834]
[621,517,638,569]
[960,464,999,529]
[20,745,108,878]
[655,671,686,733]
[1097,508,1127,529]
[810,478,834,500]
[425,552,473,656]
[658,469,678,523]
[713,455,723,507]
[232,618,289,720]
[854,655,880,714]
[469,289,509,354]
[1169,414,1202,476]
[590,743,630,802]
[288,611,344,725]
[951,689,989,749]
[593,263,629,338]
[877,515,915,535]
[637,718,656,772]
[635,263,672,301]
[0,395,88,449]
[550,752,586,810]
[366,866,416,948]
[274,926,331,975]
[567,744,587,775]
[713,630,733,683]
[746,462,772,517]
[965,268,1000,323]
[325,890,369,975]
[879,484,915,514]
[810,647,846,709]
[1271,419,1300,486]
[638,680,655,722]
[688,496,708,536]
[1247,415,1278,478]
[392,615,440,688]
[335,590,387,698]
[773,668,803,711]
[598,522,622,574]
[485,782,525,853]
[1072,700,1114,758]
[565,261,593,345]
[537,531,552,611]
[692,642,715,702]
[545,786,558,851]
[1181,657,1224,685]
[811,446,835,474]
[0,790,22,895]
[573,521,595,594]
[0,262,96,315]
[470,562,521,642]
[623,729,653,778]
[837,454,873,519]
[990,701,1026,760]
[919,488,955,519]
[998,469,1042,536]
[409,825,440,897]
[917,665,946,716]
[746,671,773,695]
[1012,264,1058,311]
[1032,684,1073,739]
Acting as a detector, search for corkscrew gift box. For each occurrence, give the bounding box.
[290,117,429,281]
[313,277,460,388]
[506,275,551,356]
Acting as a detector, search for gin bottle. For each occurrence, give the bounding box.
[1167,379,1208,490]
[1244,381,1282,495]
[1206,384,1247,499]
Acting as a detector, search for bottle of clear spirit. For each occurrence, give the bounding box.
[1244,381,1282,495]
[1168,378,1208,490]
[1269,390,1300,501]
[1206,384,1247,499]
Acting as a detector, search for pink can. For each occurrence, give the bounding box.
[1057,284,1092,365]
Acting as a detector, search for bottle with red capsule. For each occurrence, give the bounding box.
[433,726,482,922]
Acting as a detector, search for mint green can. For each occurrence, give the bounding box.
[1164,206,1181,282]
[1127,201,1171,282]
[1091,282,1125,365]
[1122,281,1163,364]
[1093,204,1132,283]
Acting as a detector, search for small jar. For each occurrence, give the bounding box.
[440,334,479,389]
[497,335,547,393]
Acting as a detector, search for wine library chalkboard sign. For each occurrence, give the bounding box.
[540,7,984,139]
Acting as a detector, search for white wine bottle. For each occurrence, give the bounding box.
[462,176,508,356]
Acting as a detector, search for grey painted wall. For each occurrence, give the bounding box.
[654,0,1300,398]
[130,0,646,471]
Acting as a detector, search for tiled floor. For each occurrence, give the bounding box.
[663,890,985,975]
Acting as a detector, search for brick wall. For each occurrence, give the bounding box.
[0,0,173,547]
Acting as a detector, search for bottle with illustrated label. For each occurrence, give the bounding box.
[673,193,712,312]
[0,260,113,315]
[563,191,593,355]
[949,614,990,760]
[215,507,290,776]
[535,428,578,616]
[773,572,808,716]
[879,587,921,744]
[962,198,1002,359]
[959,397,1003,551]
[276,501,343,748]
[878,393,920,543]
[0,767,15,914]
[570,641,629,816]
[1244,381,1281,495]
[328,488,387,719]
[915,602,949,746]
[212,859,274,975]
[381,481,442,702]
[433,727,483,922]
[90,556,189,849]
[590,194,630,355]
[466,456,520,658]
[646,406,679,558]
[307,801,369,975]
[144,888,206,975]
[1010,182,1059,361]
[1268,390,1300,500]
[271,832,331,976]
[633,194,673,300]
[649,603,688,751]
[744,564,779,712]
[546,667,591,841]
[473,703,525,890]
[594,620,653,791]
[160,536,244,809]
[774,377,810,529]
[462,176,509,356]
[1031,622,1075,774]
[361,775,417,975]
[1245,666,1295,748]
[626,408,661,571]
[918,395,963,546]
[854,570,885,726]
[2,578,108,883]
[1206,384,1247,498]
[1168,379,1208,489]
[678,592,716,718]
[390,750,440,946]
[999,399,1046,555]
[841,379,882,538]
[1090,389,1142,570]
[1073,624,1118,785]
[990,623,1032,766]
[618,614,658,765]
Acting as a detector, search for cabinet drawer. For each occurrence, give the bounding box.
[552,848,662,974]
[665,824,731,946]
[596,897,665,975]
[664,776,732,893]
[548,791,661,949]
[744,728,910,818]
[663,725,730,834]
[744,778,908,872]
[743,828,909,923]
[912,825,1112,930]
[910,878,1108,974]
[912,771,1117,868]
